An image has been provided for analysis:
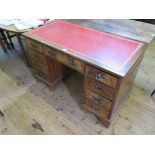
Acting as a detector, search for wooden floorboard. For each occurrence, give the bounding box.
[0,38,155,134]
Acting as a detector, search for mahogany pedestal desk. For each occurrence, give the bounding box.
[23,20,155,127]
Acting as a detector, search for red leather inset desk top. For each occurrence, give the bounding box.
[28,20,143,74]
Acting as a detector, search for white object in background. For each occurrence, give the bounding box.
[19,19,44,28]
[0,19,49,30]
[14,19,45,30]
[0,19,15,26]
[14,21,32,30]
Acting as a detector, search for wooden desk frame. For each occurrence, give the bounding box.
[23,37,146,128]
[22,20,151,128]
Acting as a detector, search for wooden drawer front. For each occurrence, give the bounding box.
[85,77,115,101]
[85,89,112,118]
[86,65,118,88]
[26,39,42,53]
[44,46,85,73]
[44,46,69,64]
[57,52,69,65]
[68,57,85,73]
[29,49,43,61]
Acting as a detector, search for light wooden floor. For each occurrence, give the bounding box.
[0,39,155,135]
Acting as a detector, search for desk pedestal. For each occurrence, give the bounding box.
[25,38,144,128]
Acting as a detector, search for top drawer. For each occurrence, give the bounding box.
[86,65,118,88]
[26,39,42,53]
[44,46,85,74]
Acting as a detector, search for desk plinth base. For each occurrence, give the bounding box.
[82,105,110,128]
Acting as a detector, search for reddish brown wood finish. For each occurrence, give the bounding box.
[85,77,115,101]
[23,20,149,128]
[85,89,112,112]
[26,38,69,89]
[86,65,119,88]
[44,46,85,74]
[46,56,70,89]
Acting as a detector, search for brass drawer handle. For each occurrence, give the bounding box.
[88,70,106,81]
[95,73,105,81]
[96,85,105,91]
[93,107,100,111]
[92,96,102,104]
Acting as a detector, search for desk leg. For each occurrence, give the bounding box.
[6,31,15,49]
[16,34,30,66]
[0,29,11,49]
[0,36,7,53]
[95,115,110,128]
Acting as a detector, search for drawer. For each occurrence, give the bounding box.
[85,89,112,118]
[86,65,118,88]
[28,49,43,61]
[44,46,69,65]
[26,39,42,53]
[85,77,115,101]
[68,57,85,73]
[44,46,85,73]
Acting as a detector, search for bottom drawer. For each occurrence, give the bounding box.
[85,89,112,119]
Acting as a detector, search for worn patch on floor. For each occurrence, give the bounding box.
[0,110,4,117]
[32,119,44,132]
